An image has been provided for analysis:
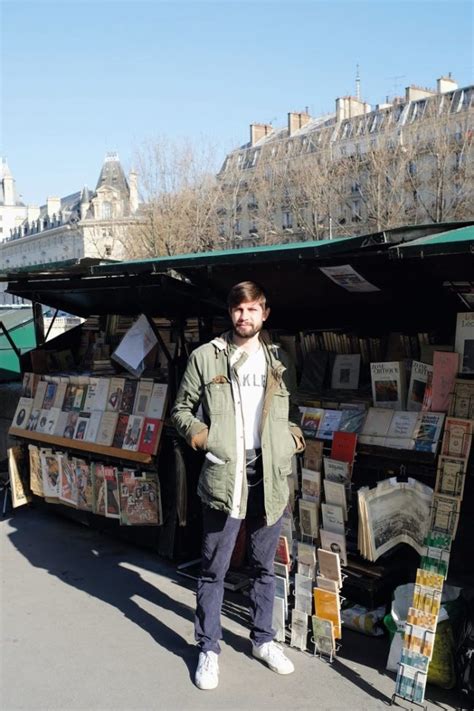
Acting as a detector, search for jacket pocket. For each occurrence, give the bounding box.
[204,381,230,414]
[199,459,228,503]
[271,387,290,421]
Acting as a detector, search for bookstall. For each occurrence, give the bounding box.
[2,221,474,707]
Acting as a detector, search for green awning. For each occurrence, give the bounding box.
[389,224,474,257]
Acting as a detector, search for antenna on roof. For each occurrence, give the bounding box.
[355,64,361,100]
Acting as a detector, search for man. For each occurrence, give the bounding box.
[171,281,304,690]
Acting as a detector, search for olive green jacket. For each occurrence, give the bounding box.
[170,331,304,525]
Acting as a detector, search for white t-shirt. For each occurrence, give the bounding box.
[237,347,267,449]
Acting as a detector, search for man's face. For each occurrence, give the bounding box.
[230,299,269,339]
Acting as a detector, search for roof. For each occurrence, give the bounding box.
[95,153,129,195]
[390,224,474,258]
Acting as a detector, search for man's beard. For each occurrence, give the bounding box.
[233,323,262,339]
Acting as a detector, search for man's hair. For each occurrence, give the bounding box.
[227,281,268,310]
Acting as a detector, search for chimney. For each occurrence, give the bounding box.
[27,205,40,223]
[336,96,370,122]
[129,170,139,214]
[47,196,61,219]
[405,86,435,102]
[437,75,458,94]
[2,159,15,205]
[288,111,311,136]
[250,123,272,147]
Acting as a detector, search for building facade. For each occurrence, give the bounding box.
[0,153,139,272]
[217,74,473,246]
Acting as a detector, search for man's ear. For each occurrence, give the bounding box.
[263,307,271,322]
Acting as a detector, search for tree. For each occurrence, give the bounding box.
[126,138,221,258]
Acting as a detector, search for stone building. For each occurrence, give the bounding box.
[217,74,473,246]
[0,153,139,272]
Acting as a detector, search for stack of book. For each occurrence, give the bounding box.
[394,400,472,706]
[12,373,168,456]
[9,444,163,526]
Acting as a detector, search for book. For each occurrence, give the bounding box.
[359,407,394,446]
[323,480,347,520]
[294,573,313,616]
[316,410,343,440]
[82,377,100,412]
[298,499,319,538]
[430,493,460,538]
[430,351,460,412]
[40,449,60,498]
[104,465,120,518]
[35,409,51,434]
[274,561,289,585]
[320,528,347,566]
[42,382,57,410]
[407,361,433,412]
[32,380,47,410]
[395,662,428,704]
[59,455,78,507]
[83,410,103,443]
[42,407,62,436]
[412,584,442,616]
[12,397,34,429]
[412,412,445,453]
[147,382,169,419]
[297,541,316,578]
[455,311,474,374]
[400,649,430,673]
[311,615,336,655]
[323,458,351,485]
[383,411,419,449]
[331,431,357,463]
[8,446,32,508]
[76,459,93,511]
[52,381,68,410]
[317,548,342,587]
[316,575,339,593]
[301,407,325,439]
[92,463,106,516]
[53,411,68,437]
[275,575,289,618]
[122,415,144,451]
[403,624,435,659]
[441,417,473,458]
[331,354,361,390]
[321,503,345,534]
[450,378,474,419]
[290,609,308,651]
[133,379,155,417]
[22,372,40,398]
[118,470,162,525]
[62,412,79,439]
[301,468,321,503]
[26,408,41,432]
[89,378,111,412]
[435,456,467,498]
[304,440,324,471]
[112,413,129,448]
[313,588,341,639]
[120,379,138,414]
[275,535,290,565]
[407,607,438,632]
[370,361,406,410]
[73,412,91,441]
[272,596,286,642]
[106,377,125,412]
[338,409,366,434]
[96,411,119,447]
[415,568,444,591]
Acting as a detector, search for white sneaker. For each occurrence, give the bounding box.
[252,641,295,674]
[195,650,219,690]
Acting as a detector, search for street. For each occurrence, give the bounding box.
[1,505,459,711]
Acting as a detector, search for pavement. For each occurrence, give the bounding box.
[0,505,461,711]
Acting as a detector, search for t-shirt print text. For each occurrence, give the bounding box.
[240,373,267,387]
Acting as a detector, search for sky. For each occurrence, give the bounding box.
[1,0,473,204]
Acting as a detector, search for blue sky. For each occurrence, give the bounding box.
[2,0,473,203]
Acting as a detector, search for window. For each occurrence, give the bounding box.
[234,219,241,235]
[102,202,112,219]
[282,211,293,229]
[408,161,417,176]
